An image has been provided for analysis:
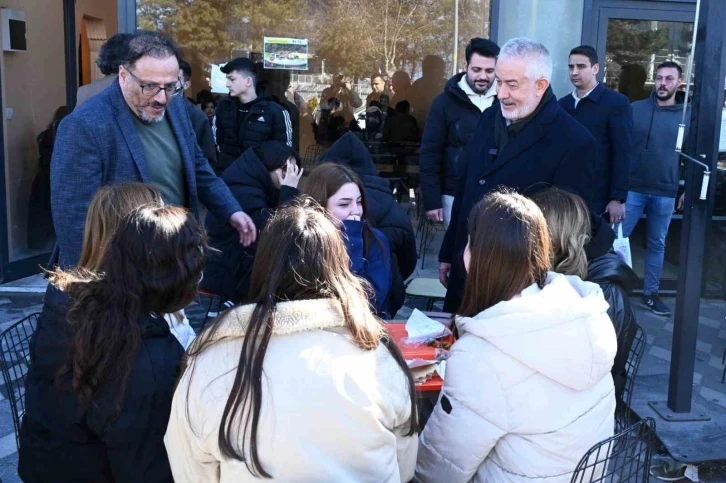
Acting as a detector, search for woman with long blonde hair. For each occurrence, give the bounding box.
[532,187,638,400]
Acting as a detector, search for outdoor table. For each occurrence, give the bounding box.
[384,312,453,394]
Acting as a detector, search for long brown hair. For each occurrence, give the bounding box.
[186,198,417,478]
[77,183,162,270]
[531,187,591,279]
[51,205,207,414]
[459,191,552,317]
[302,162,384,257]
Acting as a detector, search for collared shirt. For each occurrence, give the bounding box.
[572,83,599,108]
[458,76,497,113]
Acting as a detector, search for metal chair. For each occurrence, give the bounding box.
[416,215,445,269]
[616,324,646,433]
[0,313,40,449]
[570,417,656,483]
[302,144,326,172]
[405,278,447,311]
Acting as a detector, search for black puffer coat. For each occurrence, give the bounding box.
[203,147,298,302]
[19,285,183,483]
[215,91,293,173]
[319,132,417,316]
[418,73,487,211]
[585,214,640,400]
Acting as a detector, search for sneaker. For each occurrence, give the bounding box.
[641,294,671,316]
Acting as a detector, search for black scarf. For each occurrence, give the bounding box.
[494,86,554,152]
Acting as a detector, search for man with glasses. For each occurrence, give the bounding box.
[621,61,689,316]
[51,31,256,269]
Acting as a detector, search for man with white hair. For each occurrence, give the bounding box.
[438,37,597,313]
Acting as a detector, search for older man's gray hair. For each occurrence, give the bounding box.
[499,37,553,82]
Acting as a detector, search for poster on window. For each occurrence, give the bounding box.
[263,37,308,70]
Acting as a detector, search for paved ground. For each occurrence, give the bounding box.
[0,206,725,481]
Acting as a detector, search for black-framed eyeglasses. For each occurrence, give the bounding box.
[125,67,183,97]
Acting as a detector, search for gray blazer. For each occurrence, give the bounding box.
[75,75,118,108]
[51,81,241,268]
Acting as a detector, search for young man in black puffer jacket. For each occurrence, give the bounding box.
[319,132,417,317]
[215,57,293,174]
[586,214,640,400]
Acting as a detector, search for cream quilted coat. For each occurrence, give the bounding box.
[416,273,617,482]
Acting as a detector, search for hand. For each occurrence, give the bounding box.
[427,208,444,223]
[677,192,685,211]
[344,81,352,91]
[606,200,626,224]
[277,160,304,188]
[229,211,257,247]
[438,262,452,289]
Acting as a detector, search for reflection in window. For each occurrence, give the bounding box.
[137,0,491,150]
[605,19,693,103]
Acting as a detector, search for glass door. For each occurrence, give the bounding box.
[586,0,696,293]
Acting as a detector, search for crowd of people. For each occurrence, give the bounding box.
[14,25,690,482]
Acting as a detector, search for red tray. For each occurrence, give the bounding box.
[384,312,453,393]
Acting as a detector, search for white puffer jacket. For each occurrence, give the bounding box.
[416,273,617,482]
[165,298,417,483]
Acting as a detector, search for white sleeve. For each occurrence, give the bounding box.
[164,369,220,483]
[415,348,508,483]
[394,423,418,482]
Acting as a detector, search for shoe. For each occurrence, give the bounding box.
[641,294,671,316]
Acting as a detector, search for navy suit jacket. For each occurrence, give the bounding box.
[51,81,241,268]
[559,83,633,211]
[439,94,597,312]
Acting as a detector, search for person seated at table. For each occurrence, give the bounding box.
[165,199,418,482]
[415,190,617,483]
[304,163,393,317]
[19,203,208,483]
[203,141,303,303]
[319,132,417,317]
[532,187,638,401]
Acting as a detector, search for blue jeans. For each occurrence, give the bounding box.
[620,191,675,295]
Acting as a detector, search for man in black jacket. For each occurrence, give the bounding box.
[319,132,417,317]
[179,60,219,171]
[559,45,632,218]
[419,38,500,227]
[439,37,596,312]
[215,57,293,173]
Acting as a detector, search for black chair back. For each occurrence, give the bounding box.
[616,324,646,433]
[570,417,656,483]
[0,313,39,449]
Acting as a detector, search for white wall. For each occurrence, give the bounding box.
[496,0,584,98]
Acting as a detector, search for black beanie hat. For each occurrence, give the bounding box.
[253,141,298,172]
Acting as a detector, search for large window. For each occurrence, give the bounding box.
[604,19,694,102]
[137,0,491,150]
[601,15,694,292]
